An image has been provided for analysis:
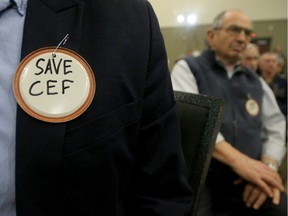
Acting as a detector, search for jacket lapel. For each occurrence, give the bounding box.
[16,0,85,210]
[21,0,84,56]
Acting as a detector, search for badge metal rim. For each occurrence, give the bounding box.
[13,47,96,123]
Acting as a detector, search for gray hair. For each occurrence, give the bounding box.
[211,9,247,29]
[246,43,259,51]
[277,56,285,65]
[211,11,227,29]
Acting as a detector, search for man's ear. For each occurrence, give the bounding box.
[206,28,215,45]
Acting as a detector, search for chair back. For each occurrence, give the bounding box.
[174,91,224,216]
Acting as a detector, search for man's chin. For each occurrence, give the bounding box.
[227,54,242,63]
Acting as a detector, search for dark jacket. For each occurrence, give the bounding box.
[16,0,192,215]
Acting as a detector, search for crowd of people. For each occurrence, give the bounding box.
[171,9,287,216]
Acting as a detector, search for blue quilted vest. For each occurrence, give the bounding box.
[185,49,263,180]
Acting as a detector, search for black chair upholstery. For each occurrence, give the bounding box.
[174,91,224,216]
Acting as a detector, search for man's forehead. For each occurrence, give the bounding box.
[244,51,259,58]
[222,11,252,28]
[247,48,259,54]
[263,55,277,60]
[245,54,259,58]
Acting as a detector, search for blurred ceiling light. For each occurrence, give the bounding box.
[177,14,185,23]
[187,14,197,25]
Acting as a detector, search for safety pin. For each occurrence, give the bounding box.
[52,34,70,58]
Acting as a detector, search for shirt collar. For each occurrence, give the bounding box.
[205,49,242,78]
[12,0,28,16]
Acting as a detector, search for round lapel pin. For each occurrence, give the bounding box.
[245,98,259,116]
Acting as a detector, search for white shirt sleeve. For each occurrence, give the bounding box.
[170,60,199,93]
[171,59,225,144]
[259,77,287,164]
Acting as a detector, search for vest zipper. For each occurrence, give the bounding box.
[233,120,237,143]
[229,74,237,144]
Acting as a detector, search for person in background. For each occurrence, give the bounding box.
[273,45,287,70]
[275,55,286,77]
[186,48,201,57]
[171,9,287,216]
[259,52,279,84]
[259,52,287,116]
[0,0,192,215]
[270,57,287,116]
[241,43,260,73]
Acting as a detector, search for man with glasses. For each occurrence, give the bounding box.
[171,9,287,216]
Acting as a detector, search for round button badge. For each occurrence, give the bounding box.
[245,98,259,116]
[13,47,96,123]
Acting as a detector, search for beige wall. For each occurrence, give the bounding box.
[161,19,287,71]
[148,0,287,71]
[148,0,287,27]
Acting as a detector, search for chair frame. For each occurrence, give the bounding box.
[174,91,224,216]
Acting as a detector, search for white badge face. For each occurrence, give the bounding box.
[14,47,96,123]
[245,98,259,116]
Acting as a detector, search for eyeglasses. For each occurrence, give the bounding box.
[215,25,254,39]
